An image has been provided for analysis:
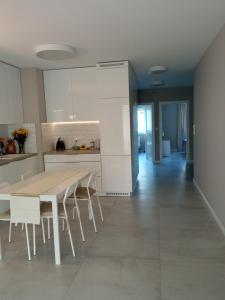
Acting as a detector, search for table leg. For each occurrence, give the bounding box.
[0,236,2,260]
[52,200,61,265]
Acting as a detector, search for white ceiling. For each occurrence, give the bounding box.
[0,0,225,89]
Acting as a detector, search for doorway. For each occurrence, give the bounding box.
[137,104,154,176]
[159,101,190,163]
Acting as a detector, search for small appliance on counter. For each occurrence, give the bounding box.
[56,137,65,151]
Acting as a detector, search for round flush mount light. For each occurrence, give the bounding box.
[149,65,168,74]
[151,80,165,87]
[35,44,75,60]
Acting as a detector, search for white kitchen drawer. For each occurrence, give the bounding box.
[44,162,80,171]
[44,154,100,163]
[78,154,100,162]
[44,155,79,163]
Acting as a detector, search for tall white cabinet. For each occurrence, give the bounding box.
[96,61,138,194]
[0,62,23,124]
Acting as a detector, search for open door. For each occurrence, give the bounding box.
[145,105,153,160]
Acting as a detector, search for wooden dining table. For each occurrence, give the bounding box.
[0,169,90,265]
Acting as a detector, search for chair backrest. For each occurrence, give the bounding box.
[10,196,40,225]
[0,182,9,190]
[63,183,78,204]
[21,171,32,181]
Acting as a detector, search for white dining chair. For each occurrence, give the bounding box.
[10,195,41,261]
[40,183,77,257]
[0,182,11,243]
[73,173,104,234]
[21,172,46,248]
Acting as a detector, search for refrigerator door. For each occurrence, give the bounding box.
[97,98,131,155]
[101,155,132,193]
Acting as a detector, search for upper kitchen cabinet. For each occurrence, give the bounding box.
[71,67,98,121]
[44,67,98,122]
[44,69,73,122]
[0,62,23,124]
[96,61,129,99]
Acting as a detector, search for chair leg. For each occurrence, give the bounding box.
[89,199,97,233]
[33,224,36,256]
[0,237,2,260]
[21,223,24,231]
[25,224,31,261]
[8,222,12,243]
[65,218,75,257]
[41,219,46,244]
[47,218,51,239]
[74,198,85,241]
[96,195,104,222]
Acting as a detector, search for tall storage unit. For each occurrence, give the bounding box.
[96,61,138,195]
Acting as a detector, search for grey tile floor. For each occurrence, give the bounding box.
[0,153,225,299]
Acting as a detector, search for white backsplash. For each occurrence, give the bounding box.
[41,123,100,152]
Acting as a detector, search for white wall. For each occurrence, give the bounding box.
[194,23,225,231]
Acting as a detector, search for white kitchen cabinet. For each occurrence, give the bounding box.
[44,69,74,122]
[71,67,99,121]
[0,62,23,124]
[44,67,98,122]
[101,155,132,194]
[44,154,102,192]
[98,98,131,155]
[96,62,129,99]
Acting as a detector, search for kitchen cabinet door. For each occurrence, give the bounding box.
[0,62,9,123]
[5,64,23,123]
[97,98,131,155]
[0,63,23,124]
[97,66,129,99]
[71,67,98,121]
[44,70,74,122]
[101,155,132,193]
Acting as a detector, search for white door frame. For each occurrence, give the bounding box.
[159,100,190,162]
[137,103,155,162]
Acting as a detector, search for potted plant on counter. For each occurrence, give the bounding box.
[12,128,29,154]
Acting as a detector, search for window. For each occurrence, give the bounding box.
[138,109,146,134]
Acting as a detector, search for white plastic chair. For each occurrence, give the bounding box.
[21,172,46,251]
[73,173,104,235]
[40,183,77,257]
[0,182,11,243]
[10,195,41,261]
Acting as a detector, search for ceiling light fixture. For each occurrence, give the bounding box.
[149,65,168,74]
[35,44,75,60]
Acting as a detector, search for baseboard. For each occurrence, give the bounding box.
[193,179,225,236]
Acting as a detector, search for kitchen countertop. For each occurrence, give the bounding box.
[0,153,37,166]
[44,149,100,155]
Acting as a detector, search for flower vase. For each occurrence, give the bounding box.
[18,142,25,154]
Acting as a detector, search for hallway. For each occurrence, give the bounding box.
[0,154,225,299]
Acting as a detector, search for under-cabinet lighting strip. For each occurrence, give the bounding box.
[42,121,100,125]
